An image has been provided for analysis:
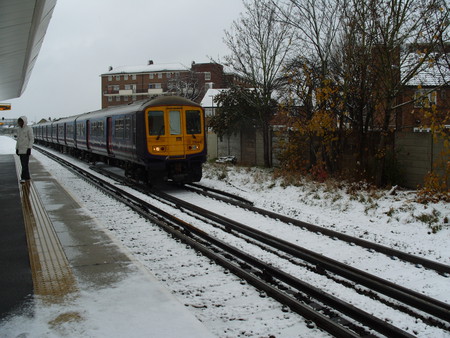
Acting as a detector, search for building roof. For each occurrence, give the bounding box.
[404,53,450,87]
[200,88,227,107]
[101,63,190,76]
[0,0,57,100]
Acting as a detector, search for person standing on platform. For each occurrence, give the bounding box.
[15,116,34,183]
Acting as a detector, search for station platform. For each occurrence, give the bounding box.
[0,154,214,337]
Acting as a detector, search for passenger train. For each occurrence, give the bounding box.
[32,96,207,183]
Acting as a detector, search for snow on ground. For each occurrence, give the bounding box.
[1,135,449,337]
[200,164,450,266]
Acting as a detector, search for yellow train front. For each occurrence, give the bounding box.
[141,96,206,183]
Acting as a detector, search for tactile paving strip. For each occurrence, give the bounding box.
[16,157,77,301]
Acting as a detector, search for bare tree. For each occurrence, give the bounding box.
[275,0,346,172]
[353,0,450,185]
[275,0,342,76]
[222,0,294,167]
[167,71,201,102]
[278,0,450,185]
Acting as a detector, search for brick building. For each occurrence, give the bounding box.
[100,60,236,108]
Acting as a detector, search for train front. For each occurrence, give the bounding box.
[143,96,207,183]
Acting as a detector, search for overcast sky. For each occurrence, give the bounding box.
[5,0,246,123]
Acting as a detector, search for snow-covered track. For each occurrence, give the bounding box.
[150,188,450,324]
[184,182,255,206]
[35,146,416,337]
[35,146,450,336]
[184,182,450,276]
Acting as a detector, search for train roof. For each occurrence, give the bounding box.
[76,101,142,121]
[33,96,203,126]
[77,96,201,120]
[146,95,201,108]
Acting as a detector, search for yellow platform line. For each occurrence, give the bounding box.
[15,156,78,302]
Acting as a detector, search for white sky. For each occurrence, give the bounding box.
[4,0,245,123]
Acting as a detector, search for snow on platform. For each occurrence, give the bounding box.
[0,136,214,337]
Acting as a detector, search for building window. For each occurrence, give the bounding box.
[124,75,129,80]
[158,72,162,79]
[115,75,120,81]
[132,74,136,80]
[107,85,119,93]
[116,96,121,102]
[205,72,211,81]
[414,89,437,108]
[108,75,112,81]
[167,72,171,79]
[108,97,112,102]
[149,73,154,79]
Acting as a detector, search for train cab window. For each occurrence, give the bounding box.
[186,110,201,134]
[148,111,165,136]
[169,110,181,135]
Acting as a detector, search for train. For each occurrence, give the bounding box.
[32,96,207,184]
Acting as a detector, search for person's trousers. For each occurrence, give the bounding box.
[19,154,31,180]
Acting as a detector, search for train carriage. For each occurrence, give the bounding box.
[87,115,108,157]
[53,116,77,150]
[32,96,207,184]
[50,123,57,145]
[110,112,137,162]
[43,122,51,144]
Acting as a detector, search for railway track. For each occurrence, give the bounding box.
[184,183,450,276]
[35,146,450,337]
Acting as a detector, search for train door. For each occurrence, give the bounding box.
[74,122,78,148]
[107,117,113,154]
[63,123,67,145]
[168,109,185,157]
[86,120,91,149]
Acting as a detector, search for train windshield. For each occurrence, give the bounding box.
[186,110,201,134]
[169,110,181,135]
[148,111,165,136]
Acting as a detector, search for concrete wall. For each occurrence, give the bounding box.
[395,132,448,188]
[206,132,218,161]
[212,128,266,166]
[255,129,265,167]
[210,129,449,189]
[216,132,242,161]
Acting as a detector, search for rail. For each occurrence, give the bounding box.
[35,146,450,337]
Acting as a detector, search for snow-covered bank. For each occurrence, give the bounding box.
[200,164,449,266]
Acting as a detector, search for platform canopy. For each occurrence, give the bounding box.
[0,0,56,101]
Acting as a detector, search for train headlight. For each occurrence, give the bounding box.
[153,146,166,152]
[189,145,199,150]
